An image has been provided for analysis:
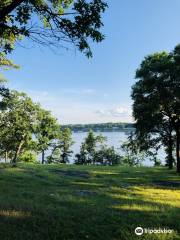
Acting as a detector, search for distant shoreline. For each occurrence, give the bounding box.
[71,129,135,133]
[61,122,135,133]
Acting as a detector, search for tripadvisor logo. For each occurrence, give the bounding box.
[135,227,174,235]
[135,227,143,236]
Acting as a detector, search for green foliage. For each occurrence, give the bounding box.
[47,148,61,164]
[0,89,60,165]
[75,129,106,164]
[48,128,74,163]
[34,108,59,164]
[0,52,19,70]
[18,151,37,163]
[0,52,18,103]
[121,141,144,167]
[75,142,88,165]
[94,146,122,165]
[75,129,121,165]
[121,133,161,167]
[62,122,134,132]
[0,0,108,57]
[154,158,161,166]
[132,45,180,172]
[0,90,39,164]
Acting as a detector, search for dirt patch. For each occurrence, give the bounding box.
[49,169,90,179]
[75,190,97,197]
[153,181,180,188]
[35,174,47,179]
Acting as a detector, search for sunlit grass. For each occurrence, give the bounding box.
[0,163,179,240]
[131,187,180,207]
[112,204,159,212]
[0,210,31,218]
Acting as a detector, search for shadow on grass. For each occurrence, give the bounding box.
[0,165,179,240]
[0,192,179,240]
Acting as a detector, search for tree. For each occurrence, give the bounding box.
[48,128,74,163]
[94,146,121,165]
[0,90,39,165]
[75,142,87,165]
[35,108,59,164]
[121,132,161,167]
[0,52,19,104]
[75,130,121,166]
[75,129,106,164]
[84,129,106,164]
[58,128,74,163]
[0,0,108,57]
[18,150,37,163]
[132,47,180,172]
[121,135,147,167]
[47,147,61,164]
[0,89,64,165]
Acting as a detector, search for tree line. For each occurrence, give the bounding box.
[1,41,180,170]
[0,89,74,165]
[0,89,124,166]
[0,90,147,167]
[0,87,177,168]
[0,1,179,172]
[61,123,134,132]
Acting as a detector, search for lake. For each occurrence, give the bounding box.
[70,131,166,166]
[0,130,166,165]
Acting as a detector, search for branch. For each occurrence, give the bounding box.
[0,0,25,22]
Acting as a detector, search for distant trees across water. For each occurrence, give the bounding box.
[0,39,179,172]
[61,123,135,133]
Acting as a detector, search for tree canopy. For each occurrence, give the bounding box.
[75,129,121,165]
[132,45,180,172]
[48,127,74,164]
[34,108,59,164]
[0,90,39,164]
[0,0,108,57]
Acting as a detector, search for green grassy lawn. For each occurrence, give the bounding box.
[0,163,179,240]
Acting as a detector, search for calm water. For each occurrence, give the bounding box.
[0,131,165,165]
[70,131,166,166]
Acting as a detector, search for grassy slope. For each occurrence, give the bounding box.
[0,164,179,240]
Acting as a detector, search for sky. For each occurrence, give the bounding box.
[4,0,180,124]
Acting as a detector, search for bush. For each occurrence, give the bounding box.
[19,151,37,163]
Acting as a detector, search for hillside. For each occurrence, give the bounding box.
[0,164,179,240]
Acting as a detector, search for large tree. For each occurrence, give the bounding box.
[34,108,59,164]
[132,47,180,172]
[0,90,39,165]
[0,90,62,164]
[0,0,107,57]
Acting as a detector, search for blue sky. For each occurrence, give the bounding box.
[4,0,180,124]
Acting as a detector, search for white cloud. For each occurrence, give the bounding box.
[24,90,133,124]
[110,107,131,117]
[95,106,132,119]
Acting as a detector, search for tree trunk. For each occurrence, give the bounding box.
[167,136,173,169]
[5,151,8,163]
[176,128,180,173]
[42,150,45,164]
[12,141,24,166]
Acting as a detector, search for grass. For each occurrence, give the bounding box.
[0,163,179,240]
